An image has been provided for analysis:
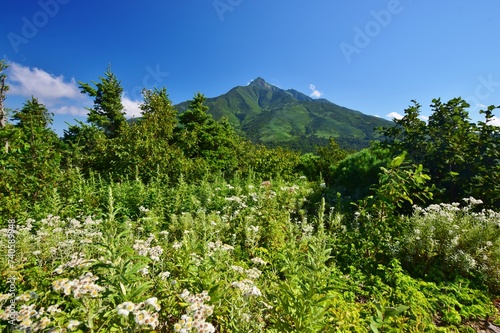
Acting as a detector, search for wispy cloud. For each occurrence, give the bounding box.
[487,116,500,126]
[8,62,81,102]
[386,112,403,120]
[7,62,89,116]
[6,62,142,119]
[121,95,142,118]
[309,84,323,98]
[52,105,88,116]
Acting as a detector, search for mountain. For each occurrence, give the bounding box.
[175,77,393,151]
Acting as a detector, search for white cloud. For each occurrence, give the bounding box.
[386,112,404,120]
[52,105,88,116]
[477,103,488,109]
[419,115,429,121]
[121,95,142,118]
[6,62,91,116]
[5,62,143,119]
[7,62,82,103]
[309,84,323,98]
[487,116,500,126]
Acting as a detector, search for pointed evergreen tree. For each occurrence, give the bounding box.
[140,87,177,140]
[1,97,62,217]
[176,92,240,174]
[79,66,127,138]
[110,87,184,182]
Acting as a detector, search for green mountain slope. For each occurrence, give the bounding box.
[175,77,392,151]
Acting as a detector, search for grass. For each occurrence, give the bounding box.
[0,175,498,332]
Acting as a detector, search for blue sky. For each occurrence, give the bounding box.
[2,1,500,135]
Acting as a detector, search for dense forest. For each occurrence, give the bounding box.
[1,60,500,332]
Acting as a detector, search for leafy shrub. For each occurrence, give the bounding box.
[329,146,391,202]
[395,198,500,292]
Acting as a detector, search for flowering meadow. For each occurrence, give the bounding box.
[1,175,499,332]
[1,63,500,331]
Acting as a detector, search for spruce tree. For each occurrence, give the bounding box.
[79,66,127,138]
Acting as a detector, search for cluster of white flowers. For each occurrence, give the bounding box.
[230,262,262,297]
[52,272,105,299]
[250,257,267,266]
[173,241,183,250]
[247,225,259,233]
[231,265,244,273]
[40,214,63,227]
[116,297,160,329]
[158,271,171,280]
[139,267,150,276]
[225,196,248,208]
[462,197,484,206]
[67,320,81,331]
[0,301,58,332]
[302,223,314,237]
[280,184,300,193]
[54,252,93,274]
[174,289,215,333]
[15,291,38,302]
[133,234,164,261]
[207,240,234,254]
[248,192,259,202]
[231,279,262,297]
[245,267,262,279]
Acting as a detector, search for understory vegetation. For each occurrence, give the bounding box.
[0,61,499,332]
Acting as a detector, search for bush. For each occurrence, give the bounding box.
[395,198,500,292]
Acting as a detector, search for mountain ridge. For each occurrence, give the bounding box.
[175,78,392,151]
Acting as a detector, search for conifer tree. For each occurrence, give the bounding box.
[1,97,62,217]
[79,66,127,138]
[176,92,240,174]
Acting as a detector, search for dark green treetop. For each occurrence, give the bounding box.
[79,66,127,138]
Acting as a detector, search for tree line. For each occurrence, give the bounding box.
[1,60,499,222]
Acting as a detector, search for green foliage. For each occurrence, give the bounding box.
[329,145,392,202]
[176,77,391,152]
[0,60,9,153]
[105,88,186,183]
[370,302,409,333]
[1,63,500,331]
[140,87,177,139]
[79,66,127,138]
[359,153,433,220]
[396,199,500,293]
[176,93,242,176]
[1,175,499,332]
[238,142,301,180]
[0,97,63,221]
[379,98,500,208]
